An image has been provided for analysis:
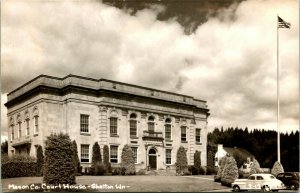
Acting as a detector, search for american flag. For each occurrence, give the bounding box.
[278,16,291,28]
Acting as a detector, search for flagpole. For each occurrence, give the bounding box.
[276,15,280,163]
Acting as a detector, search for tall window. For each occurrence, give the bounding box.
[80,114,89,133]
[131,147,138,164]
[166,149,172,164]
[181,126,187,142]
[165,118,171,140]
[195,128,201,143]
[26,119,30,136]
[11,125,14,141]
[130,114,137,137]
[80,144,90,162]
[148,116,155,134]
[18,122,22,138]
[110,146,118,163]
[110,117,118,136]
[34,116,39,133]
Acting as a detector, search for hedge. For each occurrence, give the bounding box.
[175,146,188,174]
[121,145,136,175]
[1,155,38,178]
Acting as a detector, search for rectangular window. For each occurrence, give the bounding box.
[110,117,118,136]
[131,147,138,164]
[195,128,201,143]
[80,114,89,133]
[18,122,22,138]
[80,144,90,163]
[130,120,137,136]
[148,122,154,134]
[26,119,30,136]
[34,116,39,133]
[110,146,118,163]
[165,124,171,139]
[11,125,14,141]
[166,149,172,164]
[181,126,186,142]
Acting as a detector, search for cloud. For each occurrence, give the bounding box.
[1,0,298,135]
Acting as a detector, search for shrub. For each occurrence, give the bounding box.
[36,145,44,176]
[94,162,105,176]
[72,140,81,174]
[112,167,122,175]
[249,158,261,175]
[121,145,136,175]
[194,150,201,175]
[188,165,197,175]
[232,151,247,169]
[43,133,76,185]
[136,169,146,175]
[103,145,111,173]
[1,155,38,178]
[271,161,284,176]
[91,142,102,175]
[215,156,228,182]
[175,146,188,174]
[206,166,215,175]
[221,156,238,187]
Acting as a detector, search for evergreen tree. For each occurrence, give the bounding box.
[91,142,102,175]
[194,150,201,174]
[175,146,188,174]
[221,156,238,187]
[121,145,135,175]
[271,161,284,176]
[249,158,261,175]
[36,145,44,176]
[215,156,228,182]
[72,140,81,174]
[1,140,8,155]
[43,133,76,185]
[103,145,111,173]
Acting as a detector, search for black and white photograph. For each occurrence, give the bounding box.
[1,0,299,192]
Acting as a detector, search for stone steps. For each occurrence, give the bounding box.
[146,169,176,176]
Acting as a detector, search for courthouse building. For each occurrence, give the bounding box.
[5,74,210,171]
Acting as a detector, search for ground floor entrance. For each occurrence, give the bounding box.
[148,148,157,170]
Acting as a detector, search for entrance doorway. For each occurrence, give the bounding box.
[148,148,157,170]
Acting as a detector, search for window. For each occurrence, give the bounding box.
[131,147,138,164]
[110,117,118,136]
[181,126,187,142]
[129,114,137,137]
[249,176,255,180]
[257,176,264,180]
[26,119,30,136]
[34,116,39,133]
[195,128,201,143]
[110,146,118,163]
[165,118,171,140]
[148,116,155,134]
[11,125,14,141]
[80,114,89,133]
[166,149,172,164]
[18,122,22,138]
[80,144,90,162]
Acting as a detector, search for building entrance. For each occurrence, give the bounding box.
[148,148,157,170]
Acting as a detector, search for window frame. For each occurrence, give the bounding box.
[34,116,39,134]
[26,118,30,136]
[110,145,118,163]
[165,119,172,140]
[148,116,155,134]
[181,126,187,142]
[18,121,22,138]
[80,114,90,133]
[165,149,172,165]
[131,147,138,164]
[110,117,118,136]
[129,114,137,137]
[11,124,14,141]
[80,144,90,163]
[195,128,201,143]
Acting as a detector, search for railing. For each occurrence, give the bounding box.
[143,130,163,138]
[11,135,32,147]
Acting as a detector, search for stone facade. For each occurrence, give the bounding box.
[5,75,210,171]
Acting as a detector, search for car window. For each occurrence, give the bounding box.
[248,176,255,180]
[277,174,284,178]
[257,176,264,180]
[270,175,275,179]
[285,174,293,178]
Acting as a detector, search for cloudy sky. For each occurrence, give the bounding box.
[1,0,299,138]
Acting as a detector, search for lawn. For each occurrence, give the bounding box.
[2,175,230,192]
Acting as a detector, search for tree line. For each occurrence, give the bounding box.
[207,127,299,172]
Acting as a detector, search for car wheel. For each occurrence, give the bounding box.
[233,185,240,192]
[290,184,297,190]
[262,185,271,192]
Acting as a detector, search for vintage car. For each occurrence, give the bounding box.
[232,174,285,192]
[276,172,299,190]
